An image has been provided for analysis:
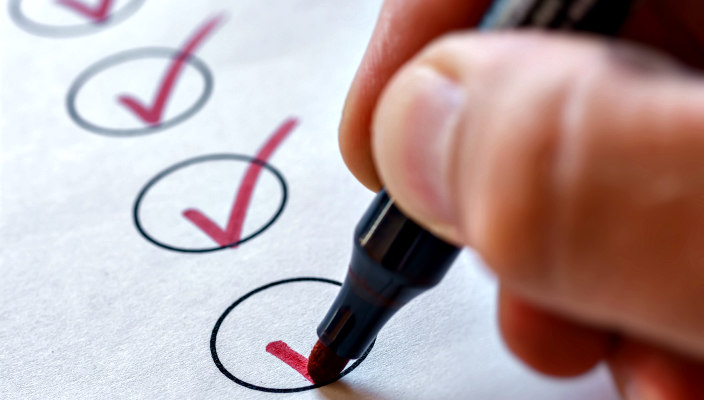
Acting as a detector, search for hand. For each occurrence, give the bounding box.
[339,0,704,398]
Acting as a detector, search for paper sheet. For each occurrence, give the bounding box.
[1,1,620,398]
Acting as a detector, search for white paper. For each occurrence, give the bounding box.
[1,1,620,399]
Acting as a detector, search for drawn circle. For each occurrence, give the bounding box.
[133,154,287,253]
[211,277,375,393]
[9,0,145,37]
[66,47,213,136]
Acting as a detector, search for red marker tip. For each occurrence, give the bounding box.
[307,339,349,384]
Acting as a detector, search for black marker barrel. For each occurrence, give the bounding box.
[317,190,460,359]
[480,0,634,33]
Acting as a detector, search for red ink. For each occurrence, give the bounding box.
[182,118,298,247]
[55,0,113,23]
[266,341,313,383]
[117,14,224,125]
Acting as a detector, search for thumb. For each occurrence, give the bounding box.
[371,32,704,358]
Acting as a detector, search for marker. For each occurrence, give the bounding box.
[307,0,637,384]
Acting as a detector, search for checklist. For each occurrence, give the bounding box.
[1,1,620,399]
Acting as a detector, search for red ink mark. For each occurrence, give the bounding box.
[55,0,113,23]
[182,118,298,247]
[266,341,314,383]
[117,14,224,125]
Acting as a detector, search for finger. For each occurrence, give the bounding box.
[339,0,492,191]
[340,0,704,194]
[371,32,704,358]
[608,339,704,400]
[498,288,612,377]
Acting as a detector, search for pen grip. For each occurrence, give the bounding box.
[317,190,461,359]
[355,190,460,288]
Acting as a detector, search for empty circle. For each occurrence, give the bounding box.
[133,154,287,253]
[67,47,213,136]
[211,277,374,393]
[9,0,145,37]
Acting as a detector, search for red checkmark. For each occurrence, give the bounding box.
[117,14,224,126]
[266,341,314,383]
[55,0,113,23]
[182,118,298,247]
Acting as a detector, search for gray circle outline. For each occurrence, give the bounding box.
[66,47,213,137]
[8,0,145,37]
[211,277,375,393]
[133,153,288,253]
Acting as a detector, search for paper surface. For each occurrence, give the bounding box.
[1,1,620,399]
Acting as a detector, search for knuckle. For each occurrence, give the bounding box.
[460,38,608,288]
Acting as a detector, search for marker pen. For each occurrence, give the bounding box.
[308,0,637,383]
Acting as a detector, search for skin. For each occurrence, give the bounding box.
[339,0,704,398]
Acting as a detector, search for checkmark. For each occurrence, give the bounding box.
[55,0,113,23]
[182,118,298,247]
[117,14,224,126]
[266,341,314,383]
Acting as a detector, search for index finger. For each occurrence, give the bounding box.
[339,0,492,190]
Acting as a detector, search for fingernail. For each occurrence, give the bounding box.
[373,66,465,234]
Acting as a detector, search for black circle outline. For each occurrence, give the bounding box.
[211,277,375,393]
[133,153,287,253]
[66,47,213,137]
[9,0,145,38]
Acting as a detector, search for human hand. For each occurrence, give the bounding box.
[339,1,704,398]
